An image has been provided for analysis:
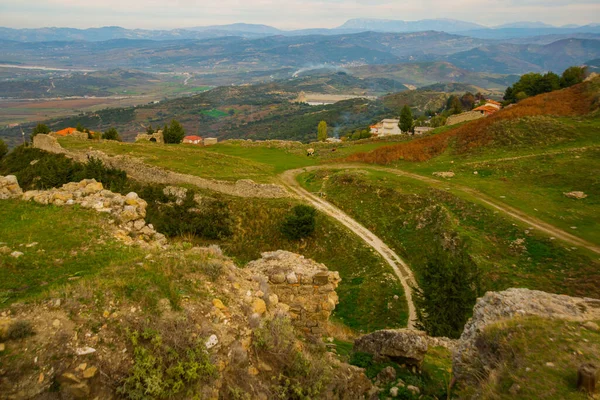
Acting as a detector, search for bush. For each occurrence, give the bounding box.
[118,327,217,399]
[102,127,121,141]
[280,205,317,240]
[0,139,7,161]
[2,320,35,341]
[0,147,128,191]
[413,236,481,338]
[146,191,232,240]
[31,123,50,140]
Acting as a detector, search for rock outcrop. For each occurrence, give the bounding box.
[0,175,23,199]
[246,251,341,336]
[354,329,429,369]
[453,288,600,380]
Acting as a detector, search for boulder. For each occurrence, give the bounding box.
[354,329,428,368]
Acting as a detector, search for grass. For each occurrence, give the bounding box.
[0,200,143,306]
[298,168,600,300]
[460,316,600,399]
[384,115,600,245]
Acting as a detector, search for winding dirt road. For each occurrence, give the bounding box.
[280,168,419,329]
[280,163,600,330]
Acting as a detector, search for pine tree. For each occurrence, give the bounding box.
[31,123,51,139]
[163,120,186,144]
[413,235,481,338]
[399,105,414,133]
[317,121,328,142]
[102,127,121,141]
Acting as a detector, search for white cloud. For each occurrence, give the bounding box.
[0,0,598,29]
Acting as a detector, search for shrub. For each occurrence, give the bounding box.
[118,327,217,399]
[146,191,232,240]
[31,123,50,140]
[201,259,224,282]
[102,127,121,141]
[0,147,129,191]
[280,205,317,240]
[2,320,35,341]
[413,236,481,338]
[0,139,7,161]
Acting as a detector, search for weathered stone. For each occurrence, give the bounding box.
[205,334,219,349]
[252,298,267,315]
[82,366,97,379]
[212,299,227,310]
[354,329,428,367]
[313,272,330,286]
[58,373,81,385]
[286,272,298,284]
[270,273,286,284]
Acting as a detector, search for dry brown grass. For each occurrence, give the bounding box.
[344,79,599,164]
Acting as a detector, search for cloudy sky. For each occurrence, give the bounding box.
[0,0,598,29]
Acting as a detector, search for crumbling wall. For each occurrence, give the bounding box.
[247,251,341,335]
[135,130,164,144]
[32,134,289,198]
[1,175,166,247]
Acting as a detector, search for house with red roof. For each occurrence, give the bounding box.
[183,135,203,145]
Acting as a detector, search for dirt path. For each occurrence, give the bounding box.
[462,145,599,165]
[286,164,600,255]
[280,169,419,329]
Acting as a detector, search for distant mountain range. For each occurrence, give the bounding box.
[1,30,598,75]
[1,19,599,42]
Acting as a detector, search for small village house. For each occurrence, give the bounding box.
[183,135,203,145]
[414,127,434,135]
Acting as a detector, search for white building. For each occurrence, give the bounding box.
[377,119,403,136]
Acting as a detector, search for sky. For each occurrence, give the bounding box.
[0,0,598,30]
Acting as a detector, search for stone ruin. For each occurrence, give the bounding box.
[246,250,341,335]
[0,175,167,247]
[135,130,164,144]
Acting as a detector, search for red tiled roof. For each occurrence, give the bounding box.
[54,127,77,136]
[485,99,502,106]
[473,105,499,114]
[184,135,203,141]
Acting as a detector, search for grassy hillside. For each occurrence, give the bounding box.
[298,169,600,299]
[344,78,600,245]
[459,316,600,399]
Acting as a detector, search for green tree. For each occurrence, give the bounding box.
[317,121,328,142]
[430,115,447,128]
[31,123,50,140]
[560,66,587,88]
[413,236,481,338]
[460,92,476,110]
[0,139,8,161]
[280,205,317,240]
[163,120,186,144]
[75,123,85,132]
[146,124,155,135]
[399,105,414,133]
[102,127,121,141]
[539,72,561,93]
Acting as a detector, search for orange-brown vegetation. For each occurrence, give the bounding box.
[344,78,599,164]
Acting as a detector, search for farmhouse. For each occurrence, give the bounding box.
[183,135,203,145]
[473,105,499,116]
[51,127,89,140]
[372,119,403,136]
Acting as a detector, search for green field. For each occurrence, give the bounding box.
[0,200,143,306]
[382,115,600,245]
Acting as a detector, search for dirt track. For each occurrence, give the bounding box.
[280,168,419,329]
[281,163,600,330]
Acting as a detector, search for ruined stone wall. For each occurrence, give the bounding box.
[32,134,289,198]
[446,111,485,126]
[247,251,341,335]
[135,130,164,144]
